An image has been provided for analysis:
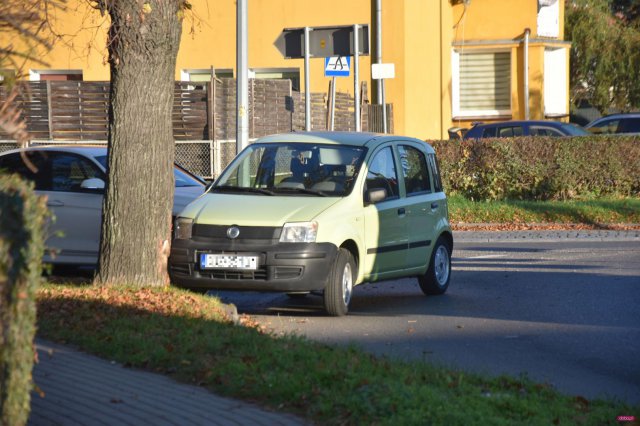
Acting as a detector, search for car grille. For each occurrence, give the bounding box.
[193,224,281,240]
[198,266,268,281]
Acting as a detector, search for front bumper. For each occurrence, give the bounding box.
[169,237,338,293]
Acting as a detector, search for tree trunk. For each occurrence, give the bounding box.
[94,0,183,287]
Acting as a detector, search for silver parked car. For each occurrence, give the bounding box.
[0,145,206,265]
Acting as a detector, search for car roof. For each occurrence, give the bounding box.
[254,131,434,151]
[472,120,566,127]
[587,112,640,123]
[0,144,107,157]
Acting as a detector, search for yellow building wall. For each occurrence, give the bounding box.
[2,0,565,139]
[450,0,569,129]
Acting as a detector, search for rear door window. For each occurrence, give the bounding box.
[50,153,105,192]
[0,151,50,190]
[482,127,497,138]
[530,126,564,136]
[365,146,399,201]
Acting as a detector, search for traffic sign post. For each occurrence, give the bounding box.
[275,25,369,132]
[371,63,395,133]
[325,56,351,130]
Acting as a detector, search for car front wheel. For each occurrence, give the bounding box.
[418,236,451,295]
[323,248,356,316]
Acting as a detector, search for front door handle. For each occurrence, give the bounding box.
[430,202,439,210]
[397,207,405,215]
[47,200,64,207]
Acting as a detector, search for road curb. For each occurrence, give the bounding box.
[453,229,640,243]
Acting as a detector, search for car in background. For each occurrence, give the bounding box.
[169,131,453,316]
[462,120,589,140]
[585,113,640,135]
[0,145,206,265]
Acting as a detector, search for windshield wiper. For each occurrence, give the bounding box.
[210,185,275,195]
[273,187,328,197]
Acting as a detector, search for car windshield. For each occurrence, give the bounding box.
[212,142,367,197]
[94,154,204,187]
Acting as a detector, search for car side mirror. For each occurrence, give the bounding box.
[80,178,105,190]
[366,188,387,205]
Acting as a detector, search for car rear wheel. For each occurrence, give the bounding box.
[324,248,356,316]
[418,236,451,295]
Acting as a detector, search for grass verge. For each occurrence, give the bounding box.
[37,284,637,425]
[448,196,640,228]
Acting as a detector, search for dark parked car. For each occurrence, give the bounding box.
[462,120,589,140]
[585,113,640,136]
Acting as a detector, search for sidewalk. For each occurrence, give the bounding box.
[29,339,308,426]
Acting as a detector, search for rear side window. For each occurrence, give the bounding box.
[398,145,431,196]
[426,154,443,193]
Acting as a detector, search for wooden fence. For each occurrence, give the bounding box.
[0,80,391,141]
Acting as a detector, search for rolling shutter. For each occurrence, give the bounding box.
[458,51,511,113]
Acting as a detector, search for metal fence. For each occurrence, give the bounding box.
[0,139,244,180]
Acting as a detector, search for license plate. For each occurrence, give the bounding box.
[200,253,258,270]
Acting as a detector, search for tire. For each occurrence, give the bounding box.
[418,236,451,295]
[323,248,356,316]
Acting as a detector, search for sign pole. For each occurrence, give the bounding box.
[304,26,311,131]
[382,79,387,133]
[330,76,336,131]
[236,0,249,152]
[353,24,360,132]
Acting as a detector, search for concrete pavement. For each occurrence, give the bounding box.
[29,340,308,426]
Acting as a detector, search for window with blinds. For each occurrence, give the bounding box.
[452,50,511,117]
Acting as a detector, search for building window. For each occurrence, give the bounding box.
[452,50,511,118]
[544,47,567,117]
[249,68,300,91]
[180,69,234,82]
[29,70,83,81]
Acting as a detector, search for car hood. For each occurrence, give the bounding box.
[173,186,206,215]
[181,193,341,226]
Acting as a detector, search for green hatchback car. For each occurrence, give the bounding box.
[169,132,453,316]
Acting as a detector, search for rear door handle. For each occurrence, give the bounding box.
[430,202,439,210]
[397,207,405,215]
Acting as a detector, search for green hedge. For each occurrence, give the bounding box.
[431,136,640,201]
[0,175,47,426]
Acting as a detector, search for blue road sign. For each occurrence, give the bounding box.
[325,56,351,77]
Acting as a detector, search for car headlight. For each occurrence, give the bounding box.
[279,221,317,243]
[174,217,194,240]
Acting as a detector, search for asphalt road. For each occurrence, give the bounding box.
[212,237,640,405]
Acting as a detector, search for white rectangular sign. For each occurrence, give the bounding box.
[372,63,395,80]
